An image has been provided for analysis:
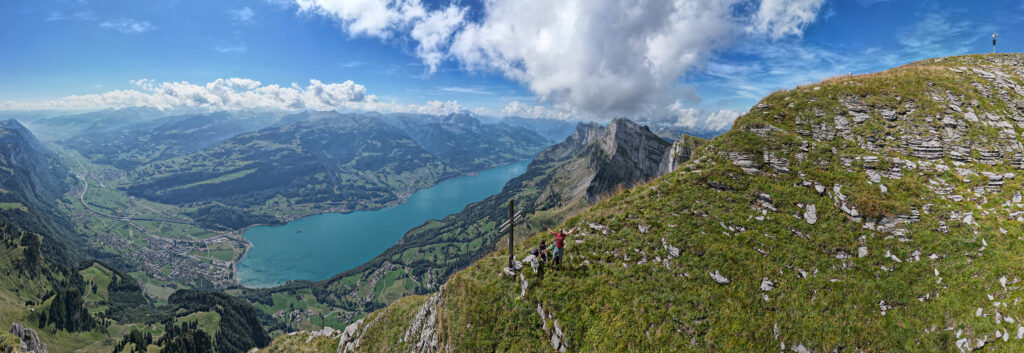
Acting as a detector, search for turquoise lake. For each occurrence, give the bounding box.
[236,159,531,288]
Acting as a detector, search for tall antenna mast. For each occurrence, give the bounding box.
[993,30,998,54]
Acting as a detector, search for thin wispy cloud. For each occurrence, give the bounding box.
[897,12,972,58]
[46,10,97,22]
[263,0,293,9]
[438,86,493,95]
[215,44,248,53]
[228,7,255,24]
[339,61,366,68]
[100,18,156,34]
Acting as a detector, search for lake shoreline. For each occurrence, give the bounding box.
[230,159,530,288]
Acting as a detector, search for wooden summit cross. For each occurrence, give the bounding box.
[500,200,523,268]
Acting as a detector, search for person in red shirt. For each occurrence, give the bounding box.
[546,227,576,267]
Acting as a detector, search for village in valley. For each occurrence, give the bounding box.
[60,147,247,300]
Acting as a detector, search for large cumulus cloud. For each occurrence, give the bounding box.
[290,0,829,129]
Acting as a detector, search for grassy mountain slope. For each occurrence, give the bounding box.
[0,120,85,265]
[0,225,111,353]
[242,118,698,334]
[268,54,1024,351]
[65,111,284,170]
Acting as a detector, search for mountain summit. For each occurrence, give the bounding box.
[268,54,1024,352]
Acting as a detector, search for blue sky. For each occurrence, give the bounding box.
[1,0,1021,132]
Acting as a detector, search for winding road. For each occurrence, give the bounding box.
[70,155,209,244]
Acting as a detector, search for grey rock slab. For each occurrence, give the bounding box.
[710,270,730,284]
[804,204,817,225]
[9,322,47,353]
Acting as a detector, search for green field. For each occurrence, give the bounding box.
[80,263,114,304]
[0,202,26,212]
[175,311,221,336]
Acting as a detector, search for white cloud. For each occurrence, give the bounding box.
[410,4,464,73]
[749,0,827,40]
[295,0,413,38]
[500,101,576,121]
[229,7,256,24]
[704,109,742,131]
[292,0,828,130]
[670,103,740,132]
[0,78,486,118]
[412,100,464,115]
[450,0,744,117]
[100,18,156,34]
[295,0,464,73]
[0,78,370,111]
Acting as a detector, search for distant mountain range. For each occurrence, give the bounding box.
[382,112,552,172]
[24,107,172,141]
[650,124,726,141]
[495,116,578,142]
[64,110,285,170]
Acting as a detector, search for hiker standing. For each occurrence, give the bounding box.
[547,227,576,267]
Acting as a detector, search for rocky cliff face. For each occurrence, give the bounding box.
[534,119,673,209]
[7,323,47,353]
[658,134,708,175]
[586,118,672,199]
